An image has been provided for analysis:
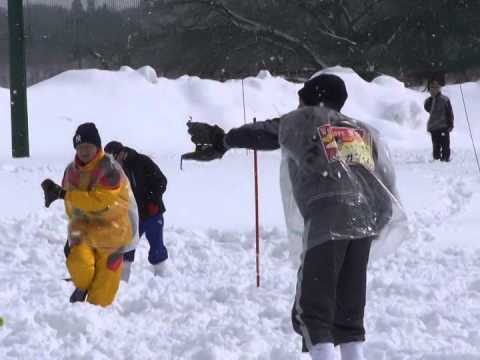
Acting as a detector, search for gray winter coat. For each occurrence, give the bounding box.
[278,106,396,249]
[424,94,454,132]
[225,105,398,251]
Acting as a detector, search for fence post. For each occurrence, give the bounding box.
[8,0,30,158]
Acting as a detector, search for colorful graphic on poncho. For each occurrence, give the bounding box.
[318,124,375,170]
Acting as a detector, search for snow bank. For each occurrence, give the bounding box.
[136,65,158,84]
[256,69,273,79]
[3,66,479,160]
[119,65,134,72]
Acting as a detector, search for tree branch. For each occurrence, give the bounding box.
[166,0,328,68]
[351,0,389,27]
[336,0,356,32]
[296,1,358,45]
[210,0,329,68]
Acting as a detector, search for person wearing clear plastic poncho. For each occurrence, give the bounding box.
[182,73,409,360]
[41,123,139,307]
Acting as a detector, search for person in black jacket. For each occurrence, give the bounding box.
[104,141,168,278]
[424,79,454,161]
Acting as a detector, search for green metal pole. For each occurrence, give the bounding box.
[8,0,29,158]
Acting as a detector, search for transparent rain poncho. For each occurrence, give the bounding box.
[63,155,140,254]
[278,107,410,267]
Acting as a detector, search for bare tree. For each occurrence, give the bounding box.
[136,0,480,81]
[1,0,478,86]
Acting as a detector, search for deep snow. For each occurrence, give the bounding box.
[0,67,480,359]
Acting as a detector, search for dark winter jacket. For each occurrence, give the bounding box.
[424,93,454,132]
[119,147,167,220]
[225,118,281,150]
[225,106,396,250]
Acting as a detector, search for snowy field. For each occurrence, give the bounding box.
[1,67,480,359]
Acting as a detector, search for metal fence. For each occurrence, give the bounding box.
[0,0,144,87]
[0,0,143,10]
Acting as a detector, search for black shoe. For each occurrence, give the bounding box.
[69,288,87,303]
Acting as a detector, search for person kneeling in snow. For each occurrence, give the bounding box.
[41,123,138,307]
[182,74,403,360]
[104,141,169,279]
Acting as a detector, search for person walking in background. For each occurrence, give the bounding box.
[424,78,454,161]
[41,123,138,306]
[104,141,168,279]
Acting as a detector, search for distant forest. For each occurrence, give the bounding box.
[1,0,479,86]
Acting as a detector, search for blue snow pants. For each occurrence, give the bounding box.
[124,213,168,265]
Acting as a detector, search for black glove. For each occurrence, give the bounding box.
[41,179,66,208]
[182,122,228,162]
[187,122,225,146]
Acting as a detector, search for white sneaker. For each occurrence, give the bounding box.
[340,341,365,360]
[153,261,168,277]
[310,342,335,360]
[121,261,133,283]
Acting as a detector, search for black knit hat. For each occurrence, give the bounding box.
[73,122,102,149]
[298,74,348,111]
[104,141,124,157]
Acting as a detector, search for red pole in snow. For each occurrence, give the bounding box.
[242,80,260,287]
[253,117,261,288]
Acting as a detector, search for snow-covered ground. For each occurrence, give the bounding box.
[0,67,479,359]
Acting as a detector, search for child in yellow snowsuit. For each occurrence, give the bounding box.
[41,123,138,307]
